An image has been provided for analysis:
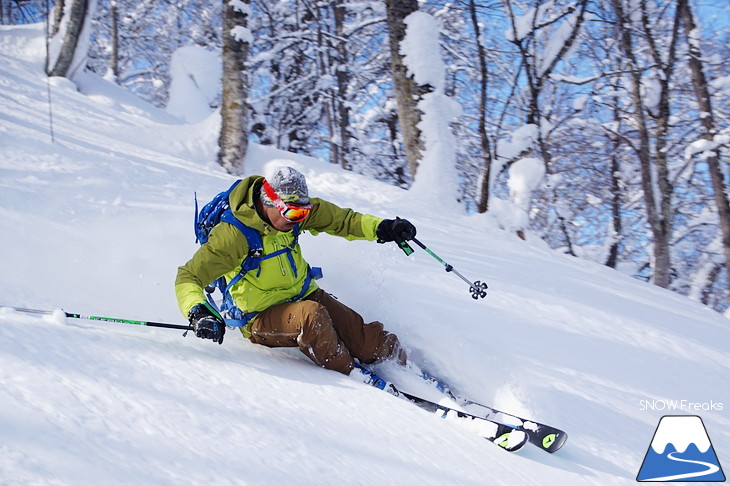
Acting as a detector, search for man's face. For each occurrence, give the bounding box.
[263,204,298,232]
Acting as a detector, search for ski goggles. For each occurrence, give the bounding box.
[262,179,312,222]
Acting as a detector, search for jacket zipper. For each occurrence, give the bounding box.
[273,240,287,276]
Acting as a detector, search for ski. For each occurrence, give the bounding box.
[419,370,568,453]
[357,366,528,452]
[399,390,529,452]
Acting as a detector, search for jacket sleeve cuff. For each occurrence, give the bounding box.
[175,282,208,318]
[362,214,383,241]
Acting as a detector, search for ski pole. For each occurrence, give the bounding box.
[1,306,192,331]
[409,238,488,300]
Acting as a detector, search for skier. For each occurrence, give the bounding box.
[175,164,417,375]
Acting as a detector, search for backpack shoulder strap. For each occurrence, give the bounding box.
[220,209,263,260]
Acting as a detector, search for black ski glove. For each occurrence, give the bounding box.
[188,303,225,345]
[376,217,417,243]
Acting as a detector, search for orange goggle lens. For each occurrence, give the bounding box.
[281,204,311,222]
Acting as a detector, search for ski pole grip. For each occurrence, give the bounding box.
[398,240,414,256]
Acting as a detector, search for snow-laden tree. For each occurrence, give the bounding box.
[6,0,729,312]
[47,0,95,78]
[217,0,251,174]
[88,0,221,107]
[385,0,428,179]
[677,0,730,308]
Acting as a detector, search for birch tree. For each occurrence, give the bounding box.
[469,0,495,214]
[677,0,730,303]
[217,0,251,174]
[502,0,589,247]
[385,0,427,178]
[47,0,93,78]
[610,0,672,287]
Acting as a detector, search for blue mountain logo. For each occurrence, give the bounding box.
[637,415,725,482]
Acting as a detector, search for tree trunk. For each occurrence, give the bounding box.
[109,0,119,80]
[606,97,623,269]
[611,0,671,288]
[46,0,89,78]
[640,0,681,282]
[333,0,352,170]
[217,0,251,175]
[51,0,65,36]
[385,0,427,178]
[470,0,492,214]
[678,0,730,301]
[312,5,338,167]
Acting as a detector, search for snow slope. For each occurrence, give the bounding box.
[1,24,729,486]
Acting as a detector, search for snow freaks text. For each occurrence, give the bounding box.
[639,400,724,412]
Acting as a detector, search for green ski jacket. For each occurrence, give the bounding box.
[175,175,383,337]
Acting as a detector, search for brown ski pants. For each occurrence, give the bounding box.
[248,289,402,375]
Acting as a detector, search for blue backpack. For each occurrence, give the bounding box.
[194,179,318,327]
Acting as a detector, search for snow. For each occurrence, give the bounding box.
[496,124,539,160]
[231,26,253,44]
[1,23,729,486]
[229,0,252,16]
[711,74,730,96]
[505,157,545,233]
[166,46,221,123]
[401,11,461,210]
[400,12,445,91]
[508,157,545,212]
[537,6,581,76]
[505,4,543,42]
